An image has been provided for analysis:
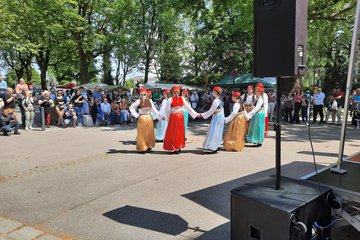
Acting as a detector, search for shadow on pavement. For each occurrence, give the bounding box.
[103,205,188,235]
[119,140,137,145]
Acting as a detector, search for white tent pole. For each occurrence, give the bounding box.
[331,0,360,174]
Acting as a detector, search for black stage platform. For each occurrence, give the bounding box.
[303,160,360,232]
[305,161,360,195]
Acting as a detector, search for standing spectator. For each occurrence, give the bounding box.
[325,95,338,124]
[3,88,17,110]
[49,88,56,100]
[15,78,29,128]
[38,91,53,128]
[301,94,309,123]
[293,88,302,124]
[0,74,8,96]
[22,91,35,130]
[0,108,20,135]
[55,90,66,126]
[72,89,84,126]
[103,88,113,102]
[47,82,56,91]
[190,90,199,110]
[284,91,294,123]
[126,90,132,101]
[101,98,111,125]
[351,88,360,125]
[313,87,325,124]
[63,103,77,127]
[267,89,276,122]
[92,86,102,101]
[333,88,345,124]
[15,78,29,96]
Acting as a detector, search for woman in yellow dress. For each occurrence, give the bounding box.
[223,91,246,151]
[129,88,159,153]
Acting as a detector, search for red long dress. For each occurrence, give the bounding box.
[163,96,185,151]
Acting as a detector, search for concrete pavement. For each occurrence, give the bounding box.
[0,121,359,239]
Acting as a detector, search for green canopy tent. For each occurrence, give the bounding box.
[211,73,276,89]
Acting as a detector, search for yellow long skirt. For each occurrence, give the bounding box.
[136,115,155,152]
[223,114,246,152]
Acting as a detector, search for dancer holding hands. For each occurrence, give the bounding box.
[245,86,266,147]
[223,91,246,151]
[163,86,198,154]
[130,88,159,153]
[201,86,225,153]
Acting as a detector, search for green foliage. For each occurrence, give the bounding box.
[124,79,136,89]
[0,0,358,90]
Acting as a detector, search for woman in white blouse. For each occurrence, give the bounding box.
[223,91,246,151]
[129,88,159,153]
[245,86,266,147]
[200,86,225,153]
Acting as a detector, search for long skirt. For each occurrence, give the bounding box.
[247,112,265,144]
[136,114,155,152]
[163,111,185,151]
[183,109,189,137]
[155,119,168,141]
[203,112,225,151]
[223,114,246,151]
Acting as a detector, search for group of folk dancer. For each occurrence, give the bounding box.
[129,84,268,154]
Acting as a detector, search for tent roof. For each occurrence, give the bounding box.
[211,73,276,88]
[143,83,203,90]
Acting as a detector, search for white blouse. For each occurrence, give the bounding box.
[163,96,198,121]
[225,103,241,124]
[201,98,222,120]
[246,97,264,118]
[129,99,159,119]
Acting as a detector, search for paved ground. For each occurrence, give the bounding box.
[0,121,359,240]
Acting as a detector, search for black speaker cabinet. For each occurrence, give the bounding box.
[254,0,308,77]
[231,176,331,240]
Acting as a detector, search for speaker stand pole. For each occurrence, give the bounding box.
[331,0,360,174]
[275,77,281,190]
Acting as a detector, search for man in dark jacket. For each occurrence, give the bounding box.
[0,108,21,135]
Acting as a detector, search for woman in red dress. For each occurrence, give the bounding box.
[163,86,198,153]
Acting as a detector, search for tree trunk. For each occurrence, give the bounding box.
[36,50,50,90]
[102,47,113,85]
[79,46,90,84]
[144,52,150,83]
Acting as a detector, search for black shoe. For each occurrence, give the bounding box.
[14,132,21,135]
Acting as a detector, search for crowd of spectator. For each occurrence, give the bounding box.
[1,73,360,136]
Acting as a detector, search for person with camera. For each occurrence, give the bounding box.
[38,91,53,128]
[0,108,21,136]
[3,88,17,111]
[63,103,77,128]
[55,90,66,126]
[22,91,35,130]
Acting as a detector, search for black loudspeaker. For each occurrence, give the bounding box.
[231,176,332,240]
[254,0,308,77]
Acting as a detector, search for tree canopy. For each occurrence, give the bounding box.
[0,0,358,91]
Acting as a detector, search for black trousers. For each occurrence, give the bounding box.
[293,102,302,123]
[313,104,324,123]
